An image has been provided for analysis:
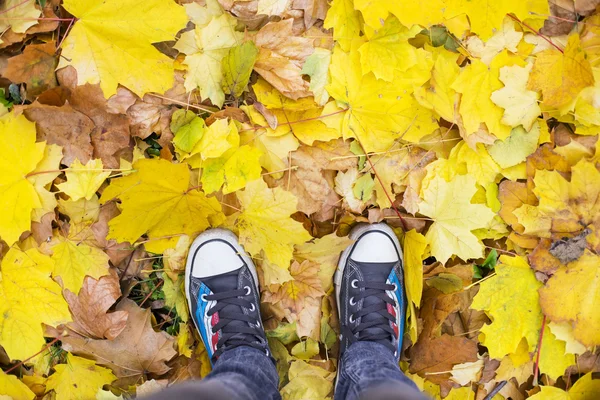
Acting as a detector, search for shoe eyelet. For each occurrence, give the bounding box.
[391,283,398,291]
[349,314,355,323]
[200,294,208,302]
[394,350,398,357]
[244,286,251,296]
[249,303,256,312]
[256,320,261,327]
[351,279,358,288]
[349,297,356,306]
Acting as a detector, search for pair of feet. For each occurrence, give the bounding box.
[185,223,406,364]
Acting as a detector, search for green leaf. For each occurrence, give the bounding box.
[267,322,300,345]
[221,41,259,97]
[173,116,206,153]
[474,249,498,278]
[350,140,366,170]
[291,338,320,360]
[425,273,463,293]
[301,48,332,106]
[353,173,375,201]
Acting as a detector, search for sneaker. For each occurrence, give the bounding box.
[334,223,406,359]
[185,228,270,364]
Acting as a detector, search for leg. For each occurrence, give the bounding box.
[334,224,428,400]
[144,346,280,400]
[335,341,427,400]
[146,229,281,400]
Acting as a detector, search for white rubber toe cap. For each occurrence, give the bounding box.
[349,230,400,263]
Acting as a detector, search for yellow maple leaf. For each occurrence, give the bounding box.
[175,3,243,107]
[354,0,446,31]
[491,63,541,131]
[57,159,111,201]
[235,178,312,268]
[327,42,437,152]
[403,230,427,308]
[471,256,543,359]
[0,0,40,34]
[0,247,71,361]
[528,372,600,400]
[452,51,525,140]
[527,34,595,113]
[59,0,187,97]
[0,113,52,245]
[51,237,110,294]
[444,0,549,40]
[357,16,422,82]
[323,0,362,52]
[251,79,340,145]
[548,322,587,355]
[58,196,101,224]
[539,325,576,380]
[0,369,35,400]
[29,144,63,222]
[514,159,600,238]
[201,145,263,194]
[414,48,460,123]
[195,119,240,160]
[418,174,495,263]
[539,250,600,347]
[46,354,116,400]
[100,158,225,253]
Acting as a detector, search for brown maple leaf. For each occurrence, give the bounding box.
[61,299,177,382]
[3,42,57,100]
[263,260,325,314]
[64,271,128,340]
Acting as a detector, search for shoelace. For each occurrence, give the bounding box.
[342,280,397,353]
[205,287,266,359]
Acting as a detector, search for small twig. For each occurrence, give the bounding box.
[533,315,548,386]
[0,0,30,16]
[508,14,564,53]
[484,381,507,400]
[3,336,62,374]
[463,272,497,290]
[239,108,348,133]
[146,93,219,113]
[139,280,163,307]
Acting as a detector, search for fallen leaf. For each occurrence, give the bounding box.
[254,19,315,99]
[471,255,543,359]
[61,299,177,381]
[57,159,111,201]
[409,334,479,384]
[64,272,128,340]
[0,369,35,400]
[0,0,40,34]
[58,0,187,97]
[100,158,225,254]
[539,250,600,347]
[418,174,495,263]
[3,42,57,100]
[46,354,115,400]
[234,178,312,268]
[23,104,94,166]
[527,34,595,113]
[0,247,71,361]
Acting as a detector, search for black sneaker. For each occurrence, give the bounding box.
[334,223,406,359]
[185,229,270,364]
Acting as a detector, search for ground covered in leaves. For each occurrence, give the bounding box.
[0,0,599,399]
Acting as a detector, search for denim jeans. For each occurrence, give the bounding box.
[146,342,428,400]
